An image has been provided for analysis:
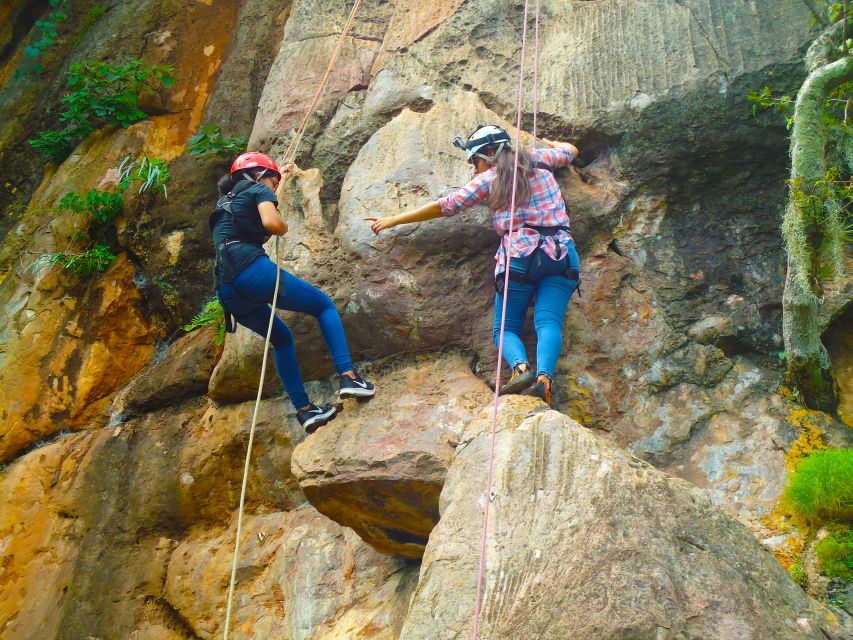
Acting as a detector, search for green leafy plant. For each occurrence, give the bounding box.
[61,59,174,129]
[781,448,853,531]
[28,126,91,161]
[59,189,124,224]
[183,299,226,345]
[13,0,68,78]
[815,529,853,580]
[42,244,116,276]
[118,156,171,197]
[789,557,809,588]
[30,59,174,161]
[747,86,795,128]
[186,125,247,158]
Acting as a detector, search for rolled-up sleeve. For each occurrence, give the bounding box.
[531,146,575,169]
[438,173,491,217]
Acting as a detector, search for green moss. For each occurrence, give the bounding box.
[815,529,853,580]
[782,448,853,531]
[790,557,809,589]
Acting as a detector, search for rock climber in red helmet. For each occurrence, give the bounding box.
[211,151,375,433]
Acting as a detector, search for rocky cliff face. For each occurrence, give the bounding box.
[0,1,851,639]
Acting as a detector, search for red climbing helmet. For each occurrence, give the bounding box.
[230,151,281,180]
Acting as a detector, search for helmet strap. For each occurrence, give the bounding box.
[241,169,268,184]
[472,141,509,164]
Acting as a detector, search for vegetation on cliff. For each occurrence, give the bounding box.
[754,1,852,412]
[30,58,173,161]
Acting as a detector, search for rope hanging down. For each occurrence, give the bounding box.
[221,1,363,638]
[471,0,540,637]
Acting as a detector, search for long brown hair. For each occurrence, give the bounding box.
[486,146,533,211]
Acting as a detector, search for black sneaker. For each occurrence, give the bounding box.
[338,372,376,398]
[498,365,535,396]
[297,403,338,433]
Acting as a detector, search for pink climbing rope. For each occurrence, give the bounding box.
[532,0,541,145]
[471,0,536,637]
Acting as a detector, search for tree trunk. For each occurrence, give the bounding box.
[782,57,853,412]
[783,55,853,412]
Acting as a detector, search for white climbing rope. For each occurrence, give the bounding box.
[221,1,364,637]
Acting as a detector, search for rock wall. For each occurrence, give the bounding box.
[0,0,851,639]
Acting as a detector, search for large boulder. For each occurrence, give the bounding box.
[399,396,850,640]
[175,397,309,525]
[292,353,493,558]
[114,327,223,417]
[164,505,418,640]
[208,324,285,404]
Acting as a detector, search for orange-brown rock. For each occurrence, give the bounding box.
[0,431,102,639]
[164,506,417,639]
[115,326,223,417]
[291,353,493,558]
[208,325,285,404]
[176,397,308,525]
[0,254,156,462]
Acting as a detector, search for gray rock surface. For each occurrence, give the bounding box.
[399,396,850,640]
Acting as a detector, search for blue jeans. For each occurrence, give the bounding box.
[493,244,579,379]
[217,256,354,409]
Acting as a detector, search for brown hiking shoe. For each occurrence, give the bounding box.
[522,376,552,406]
[499,364,535,396]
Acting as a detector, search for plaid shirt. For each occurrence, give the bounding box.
[439,147,575,276]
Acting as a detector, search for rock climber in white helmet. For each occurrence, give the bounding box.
[366,125,580,406]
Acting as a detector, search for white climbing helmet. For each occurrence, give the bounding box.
[453,124,512,162]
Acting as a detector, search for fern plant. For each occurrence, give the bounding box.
[183,299,226,345]
[186,125,247,158]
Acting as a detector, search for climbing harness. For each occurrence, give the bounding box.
[494,224,580,294]
[472,0,541,638]
[221,1,364,638]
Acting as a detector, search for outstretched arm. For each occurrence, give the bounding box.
[542,138,579,160]
[365,201,443,234]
